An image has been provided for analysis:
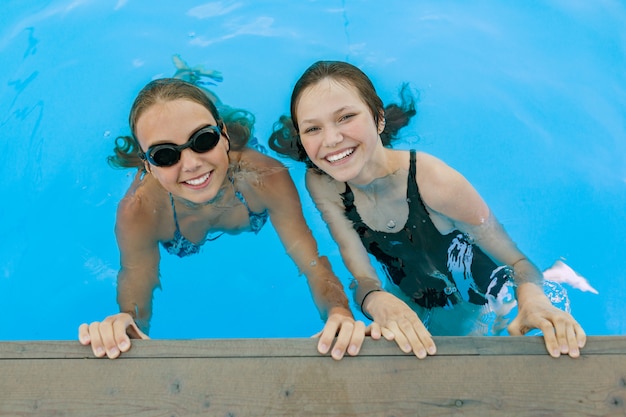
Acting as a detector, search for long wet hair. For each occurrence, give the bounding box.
[268,61,417,167]
[108,78,255,169]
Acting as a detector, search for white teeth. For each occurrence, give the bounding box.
[185,173,209,186]
[326,148,354,163]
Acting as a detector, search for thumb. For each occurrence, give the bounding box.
[125,317,150,340]
[507,317,524,336]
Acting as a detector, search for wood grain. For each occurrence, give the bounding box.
[1,336,625,417]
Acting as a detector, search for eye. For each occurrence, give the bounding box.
[302,126,320,134]
[338,113,356,122]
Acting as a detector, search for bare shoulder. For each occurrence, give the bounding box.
[414,151,469,193]
[414,151,489,224]
[238,148,285,170]
[235,148,293,189]
[116,174,168,241]
[305,169,344,204]
[414,152,457,180]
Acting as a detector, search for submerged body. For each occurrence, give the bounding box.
[271,60,586,358]
[340,150,517,335]
[79,78,365,360]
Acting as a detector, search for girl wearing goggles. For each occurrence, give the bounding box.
[78,78,365,360]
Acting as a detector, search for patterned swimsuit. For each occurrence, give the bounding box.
[161,179,269,257]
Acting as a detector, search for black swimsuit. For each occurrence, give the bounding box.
[341,150,513,309]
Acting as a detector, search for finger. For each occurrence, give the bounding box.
[87,322,106,358]
[538,319,561,358]
[366,322,382,339]
[565,325,580,358]
[98,317,123,359]
[385,321,414,355]
[507,316,524,336]
[553,319,571,355]
[78,323,91,345]
[397,319,427,359]
[413,321,436,356]
[316,320,340,355]
[575,322,587,349]
[330,321,355,360]
[125,317,150,340]
[381,327,395,341]
[113,317,133,353]
[346,320,366,356]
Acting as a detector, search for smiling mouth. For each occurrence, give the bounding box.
[325,148,354,163]
[184,172,210,186]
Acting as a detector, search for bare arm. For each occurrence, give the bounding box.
[416,152,585,357]
[114,193,162,333]
[246,154,365,359]
[305,169,436,359]
[78,176,161,358]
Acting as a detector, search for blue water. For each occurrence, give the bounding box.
[1,1,624,341]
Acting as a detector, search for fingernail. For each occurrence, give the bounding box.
[404,344,412,352]
[319,343,328,353]
[427,346,436,355]
[95,347,104,356]
[119,341,129,350]
[417,349,427,358]
[332,349,343,359]
[348,345,357,355]
[109,347,120,357]
[552,349,561,357]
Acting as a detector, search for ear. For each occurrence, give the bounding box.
[377,111,386,134]
[221,123,231,152]
[143,160,151,174]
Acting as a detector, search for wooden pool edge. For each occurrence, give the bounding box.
[2,336,625,416]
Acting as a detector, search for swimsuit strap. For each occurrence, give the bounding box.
[342,149,419,229]
[406,149,420,208]
[169,192,183,235]
[169,192,224,245]
[228,174,269,234]
[409,149,417,184]
[229,175,253,216]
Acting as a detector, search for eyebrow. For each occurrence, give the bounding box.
[149,121,216,146]
[299,106,355,125]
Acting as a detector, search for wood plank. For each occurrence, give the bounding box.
[1,336,626,359]
[1,337,625,417]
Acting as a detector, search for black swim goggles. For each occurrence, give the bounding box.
[141,123,223,167]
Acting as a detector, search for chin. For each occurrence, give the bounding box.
[322,167,357,183]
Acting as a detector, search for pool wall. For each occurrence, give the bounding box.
[2,336,626,416]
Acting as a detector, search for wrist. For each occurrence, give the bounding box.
[360,289,382,321]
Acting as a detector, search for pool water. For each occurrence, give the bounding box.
[1,0,624,341]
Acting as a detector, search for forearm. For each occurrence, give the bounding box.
[116,269,159,334]
[350,275,384,311]
[303,256,351,321]
[511,258,544,287]
[458,213,543,287]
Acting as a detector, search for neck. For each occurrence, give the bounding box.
[349,148,402,190]
[178,186,227,209]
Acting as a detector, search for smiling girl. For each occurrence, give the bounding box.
[270,60,586,359]
[78,78,364,360]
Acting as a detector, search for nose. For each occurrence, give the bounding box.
[179,147,202,172]
[323,125,343,148]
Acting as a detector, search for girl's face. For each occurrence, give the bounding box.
[295,78,384,185]
[135,98,230,204]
